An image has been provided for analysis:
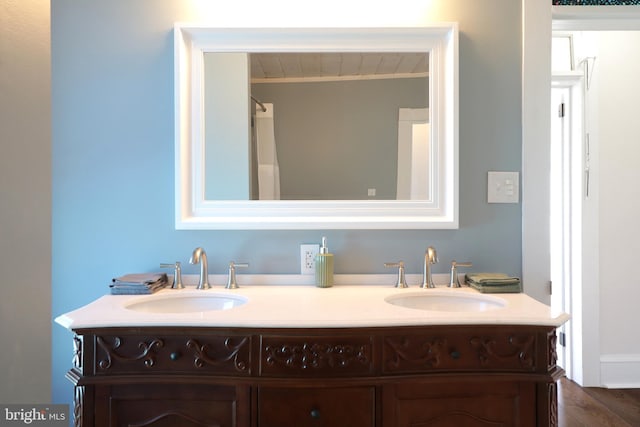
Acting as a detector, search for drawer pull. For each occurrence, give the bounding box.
[310,409,320,419]
[170,352,181,361]
[450,350,461,360]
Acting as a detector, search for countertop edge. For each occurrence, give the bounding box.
[55,283,569,331]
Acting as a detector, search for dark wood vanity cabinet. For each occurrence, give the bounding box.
[66,325,562,427]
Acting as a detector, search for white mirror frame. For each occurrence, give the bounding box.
[175,25,458,230]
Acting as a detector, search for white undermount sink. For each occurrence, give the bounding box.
[385,291,506,312]
[124,293,247,314]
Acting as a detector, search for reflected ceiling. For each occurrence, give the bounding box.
[250,52,429,82]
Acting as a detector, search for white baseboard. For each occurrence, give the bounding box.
[600,354,640,388]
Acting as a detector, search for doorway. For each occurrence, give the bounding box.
[550,8,640,387]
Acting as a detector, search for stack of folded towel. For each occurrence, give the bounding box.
[466,273,522,293]
[110,273,168,295]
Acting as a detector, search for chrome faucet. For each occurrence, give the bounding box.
[189,247,210,289]
[421,246,438,288]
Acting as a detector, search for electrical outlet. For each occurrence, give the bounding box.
[300,244,320,275]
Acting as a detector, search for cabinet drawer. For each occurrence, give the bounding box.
[383,330,538,374]
[260,334,374,377]
[258,386,375,427]
[92,333,251,375]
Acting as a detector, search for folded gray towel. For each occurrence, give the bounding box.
[110,273,168,295]
[112,273,167,285]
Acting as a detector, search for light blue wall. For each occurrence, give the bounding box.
[51,0,522,407]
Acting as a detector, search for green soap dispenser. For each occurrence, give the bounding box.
[315,237,334,288]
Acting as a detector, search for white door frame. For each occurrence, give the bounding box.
[550,74,584,382]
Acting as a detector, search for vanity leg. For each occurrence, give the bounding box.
[538,381,558,427]
[73,385,83,427]
[74,385,94,427]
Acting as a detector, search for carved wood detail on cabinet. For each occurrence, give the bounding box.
[469,333,535,370]
[72,335,82,370]
[384,336,446,370]
[73,386,83,427]
[89,332,252,375]
[186,337,250,373]
[538,380,559,427]
[96,336,164,370]
[383,330,539,373]
[67,325,561,427]
[549,381,559,427]
[548,330,558,371]
[261,335,373,376]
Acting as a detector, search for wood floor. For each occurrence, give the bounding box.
[558,378,640,426]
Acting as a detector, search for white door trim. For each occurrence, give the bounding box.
[553,6,640,31]
[550,74,584,383]
[521,0,552,305]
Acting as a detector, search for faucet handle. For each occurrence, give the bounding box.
[226,262,248,289]
[449,260,472,288]
[384,261,409,288]
[160,262,185,289]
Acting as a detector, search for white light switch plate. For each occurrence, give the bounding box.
[487,171,519,203]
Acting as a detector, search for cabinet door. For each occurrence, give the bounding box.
[258,386,375,427]
[94,384,249,427]
[383,380,536,427]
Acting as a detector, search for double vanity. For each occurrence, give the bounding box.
[48,8,561,425]
[57,280,569,427]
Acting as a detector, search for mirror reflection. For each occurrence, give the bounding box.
[204,52,430,201]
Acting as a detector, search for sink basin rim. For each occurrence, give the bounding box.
[124,293,248,314]
[384,290,507,312]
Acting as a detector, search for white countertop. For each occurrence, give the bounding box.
[55,276,569,329]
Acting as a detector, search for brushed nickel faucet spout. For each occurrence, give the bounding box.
[190,247,211,289]
[421,246,438,288]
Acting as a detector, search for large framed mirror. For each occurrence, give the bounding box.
[175,25,458,229]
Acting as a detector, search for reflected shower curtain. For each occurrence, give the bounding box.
[255,103,281,200]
